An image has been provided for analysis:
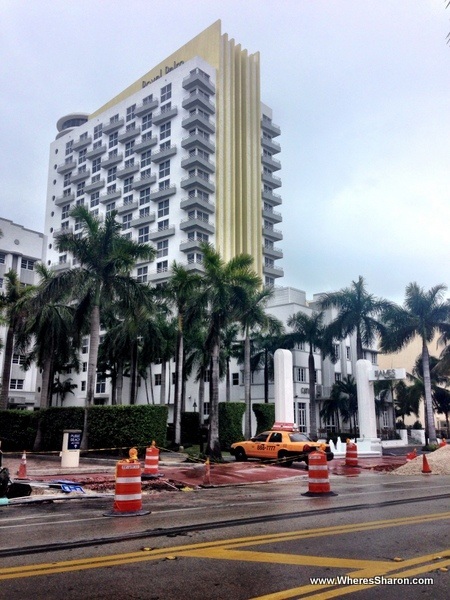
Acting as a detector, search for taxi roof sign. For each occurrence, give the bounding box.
[272,422,298,432]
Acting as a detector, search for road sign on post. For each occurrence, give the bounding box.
[61,429,82,468]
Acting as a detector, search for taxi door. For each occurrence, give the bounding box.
[249,432,270,458]
[266,431,283,459]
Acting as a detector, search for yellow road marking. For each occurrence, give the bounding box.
[0,510,449,586]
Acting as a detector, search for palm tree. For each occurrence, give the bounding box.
[250,327,285,404]
[47,206,155,449]
[319,276,392,360]
[381,282,450,445]
[332,375,358,435]
[393,380,419,426]
[285,310,335,440]
[200,243,260,459]
[0,269,35,409]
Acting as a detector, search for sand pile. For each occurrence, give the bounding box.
[393,444,450,475]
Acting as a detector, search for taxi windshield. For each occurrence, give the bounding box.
[289,433,310,442]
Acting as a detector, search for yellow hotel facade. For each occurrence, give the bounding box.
[44,21,283,286]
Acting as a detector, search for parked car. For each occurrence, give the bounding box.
[230,428,334,467]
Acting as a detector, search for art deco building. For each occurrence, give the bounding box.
[44,21,283,286]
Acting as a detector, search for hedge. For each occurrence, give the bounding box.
[219,402,246,450]
[252,403,275,434]
[0,410,39,451]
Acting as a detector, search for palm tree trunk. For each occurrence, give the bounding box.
[116,362,124,405]
[82,303,101,451]
[160,360,167,405]
[226,357,231,402]
[198,373,205,425]
[264,349,269,403]
[174,326,183,446]
[308,350,318,440]
[207,339,222,459]
[0,326,14,410]
[422,341,437,444]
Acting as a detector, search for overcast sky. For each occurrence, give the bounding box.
[1,0,449,304]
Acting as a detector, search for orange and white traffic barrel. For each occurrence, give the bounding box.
[302,450,337,497]
[345,440,358,467]
[104,461,149,517]
[142,441,161,479]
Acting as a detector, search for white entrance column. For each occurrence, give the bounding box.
[274,349,295,426]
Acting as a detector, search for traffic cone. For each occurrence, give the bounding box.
[17,451,27,479]
[422,454,432,474]
[203,457,211,485]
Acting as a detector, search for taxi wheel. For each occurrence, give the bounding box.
[234,447,247,461]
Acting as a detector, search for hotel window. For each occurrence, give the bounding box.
[122,214,132,230]
[141,150,152,167]
[137,266,148,283]
[124,177,134,193]
[143,94,153,104]
[335,373,342,382]
[124,158,134,168]
[155,373,161,386]
[92,157,101,173]
[334,344,340,360]
[159,179,170,191]
[78,149,87,164]
[65,140,73,156]
[159,160,170,179]
[296,368,306,382]
[158,199,169,218]
[81,337,89,354]
[10,379,24,390]
[60,221,69,231]
[139,206,150,218]
[232,373,239,386]
[74,217,82,231]
[90,192,100,208]
[90,208,99,218]
[157,260,168,273]
[0,253,5,264]
[0,278,3,289]
[160,122,171,140]
[346,346,351,360]
[138,226,149,243]
[142,113,152,131]
[265,276,274,286]
[96,375,106,394]
[140,188,151,205]
[61,204,70,220]
[107,167,117,183]
[109,132,118,148]
[82,362,87,372]
[161,83,171,103]
[12,354,26,365]
[93,124,102,140]
[106,201,115,215]
[123,195,134,206]
[63,173,72,187]
[157,239,168,258]
[126,104,136,122]
[81,381,86,391]
[158,219,169,231]
[76,182,85,197]
[125,140,135,157]
[264,257,274,268]
[187,253,203,264]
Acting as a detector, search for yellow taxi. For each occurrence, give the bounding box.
[230,424,334,467]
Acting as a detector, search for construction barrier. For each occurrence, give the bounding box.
[17,451,27,479]
[104,460,149,517]
[422,454,432,474]
[302,450,337,497]
[345,440,358,467]
[142,441,161,479]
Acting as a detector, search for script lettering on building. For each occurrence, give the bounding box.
[142,60,185,87]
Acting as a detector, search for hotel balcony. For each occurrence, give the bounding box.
[181,153,215,173]
[149,185,177,202]
[262,207,282,223]
[57,159,77,174]
[262,189,282,206]
[261,136,281,154]
[103,117,125,134]
[71,169,91,184]
[262,172,282,189]
[179,216,215,234]
[53,226,74,237]
[262,154,281,171]
[84,178,106,193]
[147,266,173,283]
[55,193,75,206]
[116,163,139,178]
[181,132,215,154]
[179,238,206,253]
[152,105,178,126]
[132,173,157,190]
[86,144,107,159]
[261,119,281,137]
[182,92,215,114]
[181,112,215,134]
[263,264,284,278]
[148,224,176,241]
[135,98,159,117]
[50,259,72,272]
[180,174,215,194]
[100,189,122,203]
[101,153,123,168]
[118,126,141,143]
[72,135,92,151]
[180,195,215,214]
[182,68,216,95]
[116,200,138,215]
[131,212,156,227]
[262,225,283,241]
[263,244,283,260]
[151,144,177,163]
[134,135,158,152]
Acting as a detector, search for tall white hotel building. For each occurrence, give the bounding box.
[44,21,283,288]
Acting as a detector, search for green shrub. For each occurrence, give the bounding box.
[0,410,38,451]
[412,420,423,430]
[219,402,246,450]
[252,403,275,434]
[40,407,84,451]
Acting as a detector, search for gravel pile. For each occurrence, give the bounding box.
[393,445,450,475]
